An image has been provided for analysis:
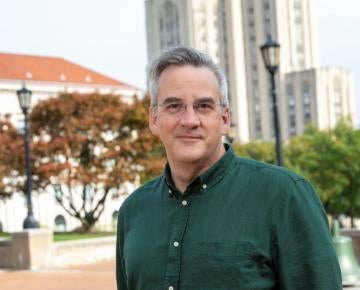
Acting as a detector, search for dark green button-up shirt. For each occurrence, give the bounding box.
[116,145,341,290]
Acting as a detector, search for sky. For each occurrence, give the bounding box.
[1,0,360,124]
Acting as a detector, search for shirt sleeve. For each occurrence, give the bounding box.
[273,178,342,289]
[116,208,128,290]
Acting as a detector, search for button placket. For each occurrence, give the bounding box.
[164,192,190,290]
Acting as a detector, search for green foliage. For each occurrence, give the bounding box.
[235,120,360,225]
[233,140,275,164]
[287,121,360,224]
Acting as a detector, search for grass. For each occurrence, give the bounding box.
[0,232,10,239]
[0,231,115,241]
[53,231,115,242]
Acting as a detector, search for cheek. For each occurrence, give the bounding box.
[154,119,176,138]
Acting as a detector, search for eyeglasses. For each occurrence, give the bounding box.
[156,99,225,116]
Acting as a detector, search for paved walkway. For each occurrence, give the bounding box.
[2,260,360,290]
[0,260,116,290]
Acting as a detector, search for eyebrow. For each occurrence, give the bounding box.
[161,96,216,104]
[161,96,182,104]
[195,97,216,103]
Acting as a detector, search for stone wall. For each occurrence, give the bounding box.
[51,236,116,268]
[0,239,12,268]
[342,230,360,262]
[0,230,116,270]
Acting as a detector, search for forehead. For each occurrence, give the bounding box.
[157,65,220,101]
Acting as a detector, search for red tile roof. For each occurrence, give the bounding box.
[0,52,135,89]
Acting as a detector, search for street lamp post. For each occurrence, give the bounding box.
[17,85,39,229]
[260,38,284,166]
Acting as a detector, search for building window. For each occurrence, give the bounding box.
[333,77,342,121]
[294,0,302,10]
[287,84,297,136]
[264,1,270,10]
[302,83,312,124]
[54,215,67,232]
[159,1,180,50]
[263,0,272,37]
[296,44,304,53]
[255,113,262,139]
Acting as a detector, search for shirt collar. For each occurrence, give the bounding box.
[164,143,236,197]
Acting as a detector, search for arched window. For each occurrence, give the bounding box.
[54,215,67,232]
[112,210,119,230]
[159,0,180,49]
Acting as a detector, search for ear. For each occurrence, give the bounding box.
[148,107,160,136]
[221,107,231,136]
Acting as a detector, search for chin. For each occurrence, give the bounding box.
[176,148,207,163]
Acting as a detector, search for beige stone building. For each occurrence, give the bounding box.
[145,0,249,142]
[284,67,356,137]
[145,0,356,142]
[241,0,318,140]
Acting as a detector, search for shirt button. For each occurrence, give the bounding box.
[173,241,179,247]
[168,189,172,194]
[182,200,188,206]
[202,184,207,189]
[168,286,174,290]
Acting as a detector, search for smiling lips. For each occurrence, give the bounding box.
[176,135,202,141]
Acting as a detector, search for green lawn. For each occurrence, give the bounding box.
[0,232,10,239]
[0,231,115,241]
[53,231,115,242]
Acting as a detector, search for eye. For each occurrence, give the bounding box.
[164,103,183,113]
[195,102,215,112]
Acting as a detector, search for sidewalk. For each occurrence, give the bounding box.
[0,260,116,290]
[2,261,360,290]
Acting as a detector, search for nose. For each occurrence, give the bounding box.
[179,105,200,127]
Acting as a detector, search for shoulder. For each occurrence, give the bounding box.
[235,156,305,185]
[119,175,164,212]
[233,157,320,207]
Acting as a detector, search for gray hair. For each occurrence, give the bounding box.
[147,45,229,107]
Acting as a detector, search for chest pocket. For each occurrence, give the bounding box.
[188,241,275,290]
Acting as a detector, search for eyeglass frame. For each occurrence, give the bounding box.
[152,96,227,117]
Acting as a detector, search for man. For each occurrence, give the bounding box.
[116,46,341,290]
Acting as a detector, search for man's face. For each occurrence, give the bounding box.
[149,65,230,166]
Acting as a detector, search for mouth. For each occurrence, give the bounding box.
[176,135,202,141]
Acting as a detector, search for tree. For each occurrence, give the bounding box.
[234,121,360,226]
[27,93,165,231]
[0,115,25,198]
[287,121,360,226]
[233,140,276,164]
[122,95,166,182]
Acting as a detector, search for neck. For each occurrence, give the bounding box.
[168,144,226,193]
